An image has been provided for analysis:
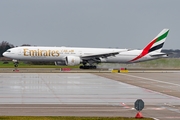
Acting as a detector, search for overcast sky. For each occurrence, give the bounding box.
[0,0,179,49]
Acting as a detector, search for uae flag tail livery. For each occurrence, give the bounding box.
[131,29,169,62]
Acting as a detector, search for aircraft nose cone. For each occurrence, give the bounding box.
[2,52,7,57]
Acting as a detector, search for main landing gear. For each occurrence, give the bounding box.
[79,65,97,69]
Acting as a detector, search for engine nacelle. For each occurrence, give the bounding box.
[65,56,81,66]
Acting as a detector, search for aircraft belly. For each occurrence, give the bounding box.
[106,55,134,63]
[19,56,63,61]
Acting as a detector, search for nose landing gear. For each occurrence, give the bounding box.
[12,59,19,72]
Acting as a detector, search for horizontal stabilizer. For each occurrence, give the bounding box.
[149,53,168,57]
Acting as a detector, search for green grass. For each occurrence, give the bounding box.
[0,61,79,68]
[98,58,180,69]
[0,116,153,120]
[1,58,180,69]
[137,58,180,68]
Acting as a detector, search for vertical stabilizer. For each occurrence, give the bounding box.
[131,29,169,62]
[143,29,169,53]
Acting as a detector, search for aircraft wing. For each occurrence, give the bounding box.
[81,51,119,60]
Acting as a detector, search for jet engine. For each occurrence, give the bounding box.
[65,56,81,66]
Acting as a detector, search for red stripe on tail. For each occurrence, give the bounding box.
[130,39,157,62]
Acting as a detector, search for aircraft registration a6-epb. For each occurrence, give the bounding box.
[3,29,169,69]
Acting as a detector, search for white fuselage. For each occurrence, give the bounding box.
[3,46,166,64]
[2,29,169,66]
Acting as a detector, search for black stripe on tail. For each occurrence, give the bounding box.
[148,43,164,53]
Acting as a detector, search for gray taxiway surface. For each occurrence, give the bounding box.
[0,72,180,119]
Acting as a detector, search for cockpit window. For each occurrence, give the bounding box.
[6,50,11,52]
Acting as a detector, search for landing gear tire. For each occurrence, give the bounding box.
[79,65,97,69]
[12,60,19,71]
[79,66,84,69]
[92,66,96,69]
[14,63,18,68]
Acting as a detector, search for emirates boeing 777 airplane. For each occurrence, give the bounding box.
[3,29,169,69]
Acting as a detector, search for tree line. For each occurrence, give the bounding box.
[0,41,14,57]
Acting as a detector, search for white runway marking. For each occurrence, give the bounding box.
[119,73,180,87]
